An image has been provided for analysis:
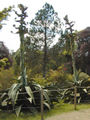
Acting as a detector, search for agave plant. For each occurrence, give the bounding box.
[62,71,90,104]
[0,81,52,116]
[0,4,52,116]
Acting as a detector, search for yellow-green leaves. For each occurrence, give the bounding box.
[0,58,8,69]
[0,6,12,29]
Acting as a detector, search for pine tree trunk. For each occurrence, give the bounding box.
[43,24,47,78]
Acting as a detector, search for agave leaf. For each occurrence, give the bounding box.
[1,98,9,106]
[43,101,50,110]
[83,89,87,93]
[2,100,7,106]
[8,83,22,104]
[16,105,22,117]
[25,86,35,104]
[0,92,7,99]
[43,89,50,104]
[8,83,17,100]
[27,97,32,103]
[78,97,81,104]
[34,83,41,89]
[18,76,22,81]
[33,83,41,90]
[63,89,69,95]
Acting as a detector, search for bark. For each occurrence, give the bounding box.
[43,23,47,78]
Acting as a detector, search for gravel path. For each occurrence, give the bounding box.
[46,109,90,120]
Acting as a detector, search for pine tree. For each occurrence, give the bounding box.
[29,3,61,78]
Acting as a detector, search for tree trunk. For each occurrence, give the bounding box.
[43,23,47,78]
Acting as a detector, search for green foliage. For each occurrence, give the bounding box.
[63,87,90,104]
[0,58,9,69]
[77,72,90,86]
[0,3,90,118]
[0,5,55,116]
[24,46,43,76]
[0,5,51,116]
[0,6,12,29]
[0,68,16,90]
[0,82,55,116]
[32,74,47,86]
[29,3,61,77]
[47,66,73,88]
[62,72,90,103]
[31,65,73,87]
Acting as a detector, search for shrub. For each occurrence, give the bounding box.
[47,67,73,88]
[0,68,16,90]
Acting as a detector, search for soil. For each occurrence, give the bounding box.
[46,109,90,120]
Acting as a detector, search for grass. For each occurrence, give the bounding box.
[0,111,41,120]
[0,103,90,120]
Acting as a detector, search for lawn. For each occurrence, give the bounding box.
[0,103,90,120]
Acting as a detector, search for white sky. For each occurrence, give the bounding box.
[0,0,90,52]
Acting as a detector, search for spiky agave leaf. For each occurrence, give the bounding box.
[0,92,7,100]
[0,90,10,108]
[43,101,50,110]
[25,86,35,104]
[43,89,50,104]
[31,82,41,90]
[1,98,9,106]
[8,83,22,104]
[16,105,22,117]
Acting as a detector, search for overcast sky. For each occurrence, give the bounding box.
[0,0,90,52]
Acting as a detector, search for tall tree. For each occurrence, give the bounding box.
[24,36,43,75]
[29,3,61,78]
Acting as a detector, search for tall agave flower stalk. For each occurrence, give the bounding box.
[64,15,77,110]
[64,15,77,85]
[14,4,28,86]
[19,26,27,86]
[69,34,77,84]
[0,5,52,117]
